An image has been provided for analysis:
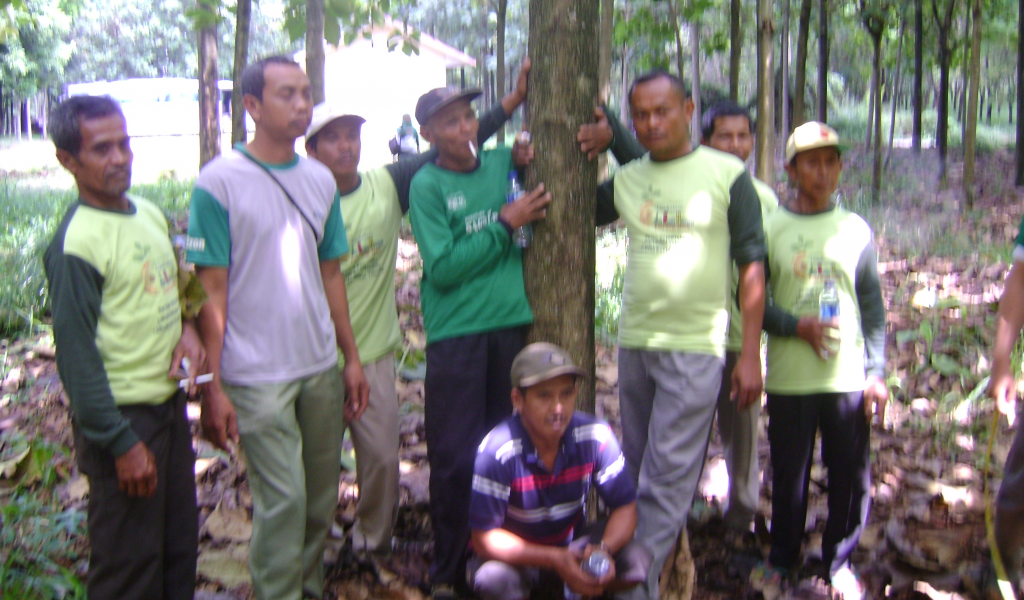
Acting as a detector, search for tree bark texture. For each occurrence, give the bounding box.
[756,0,775,183]
[932,0,957,184]
[525,0,599,413]
[729,0,742,102]
[886,16,906,167]
[198,21,220,168]
[963,0,982,208]
[871,32,882,203]
[913,0,923,153]
[793,0,812,126]
[598,0,614,175]
[817,0,829,122]
[231,0,251,145]
[306,0,326,105]
[781,0,791,138]
[496,0,508,145]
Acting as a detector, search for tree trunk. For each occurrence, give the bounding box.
[963,0,982,208]
[525,0,599,412]
[232,0,252,145]
[730,0,742,101]
[691,19,701,146]
[671,2,685,84]
[793,0,812,125]
[913,0,924,153]
[865,75,875,147]
[198,20,221,168]
[1018,0,1024,184]
[620,42,631,123]
[306,0,326,105]
[782,0,792,138]
[933,0,957,185]
[886,16,906,167]
[817,0,829,122]
[871,32,882,203]
[496,0,508,144]
[598,0,613,174]
[756,0,775,183]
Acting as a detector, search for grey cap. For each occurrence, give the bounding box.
[415,87,482,125]
[511,342,587,388]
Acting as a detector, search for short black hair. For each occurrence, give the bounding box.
[241,55,301,101]
[48,95,124,156]
[628,70,690,107]
[701,101,752,141]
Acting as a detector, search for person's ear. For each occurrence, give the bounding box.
[683,97,696,121]
[55,148,79,176]
[511,387,524,414]
[242,94,262,123]
[420,125,433,144]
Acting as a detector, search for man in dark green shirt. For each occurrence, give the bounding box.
[44,95,206,600]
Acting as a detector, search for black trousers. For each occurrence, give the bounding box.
[766,391,871,575]
[74,392,198,600]
[424,326,526,589]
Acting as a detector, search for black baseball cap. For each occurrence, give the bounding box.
[415,87,482,126]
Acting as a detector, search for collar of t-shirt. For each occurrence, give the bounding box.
[233,142,299,169]
[509,413,578,476]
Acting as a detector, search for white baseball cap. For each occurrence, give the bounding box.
[305,103,367,142]
[785,121,849,164]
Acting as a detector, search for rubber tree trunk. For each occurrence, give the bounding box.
[1017,0,1024,185]
[231,0,252,145]
[932,0,957,185]
[496,0,508,145]
[913,0,923,153]
[782,0,791,138]
[198,20,221,168]
[524,0,599,413]
[963,0,982,209]
[817,0,829,122]
[886,16,906,167]
[730,0,742,101]
[793,0,812,126]
[691,20,701,146]
[756,0,775,183]
[870,31,883,203]
[306,0,326,105]
[598,0,613,175]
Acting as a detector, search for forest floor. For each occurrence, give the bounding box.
[1,147,1023,600]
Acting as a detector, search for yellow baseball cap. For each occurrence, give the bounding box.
[785,121,849,164]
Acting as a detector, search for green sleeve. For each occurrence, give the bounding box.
[386,104,511,214]
[604,106,646,165]
[762,257,801,336]
[318,192,350,260]
[186,187,231,267]
[409,173,512,291]
[44,217,139,456]
[727,172,768,265]
[855,242,886,378]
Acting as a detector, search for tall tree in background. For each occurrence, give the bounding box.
[495,0,509,144]
[817,0,829,122]
[932,0,959,184]
[1017,0,1024,185]
[306,0,325,104]
[861,0,888,203]
[962,0,982,207]
[524,0,599,412]
[781,0,791,137]
[197,0,220,167]
[729,0,742,101]
[756,0,775,183]
[598,0,613,175]
[793,0,812,125]
[912,0,923,153]
[691,16,701,146]
[231,0,251,145]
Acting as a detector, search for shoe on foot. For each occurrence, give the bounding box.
[431,584,462,600]
[831,565,864,600]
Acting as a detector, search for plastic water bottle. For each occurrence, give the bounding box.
[581,549,612,578]
[818,279,840,359]
[506,170,533,248]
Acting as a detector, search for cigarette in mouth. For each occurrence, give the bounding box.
[180,373,214,388]
[468,140,477,159]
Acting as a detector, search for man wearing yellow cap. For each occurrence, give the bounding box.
[754,121,887,599]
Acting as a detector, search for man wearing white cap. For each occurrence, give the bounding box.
[754,121,887,599]
[302,61,534,560]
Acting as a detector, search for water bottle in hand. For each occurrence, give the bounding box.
[506,170,533,248]
[581,548,612,578]
[818,278,840,359]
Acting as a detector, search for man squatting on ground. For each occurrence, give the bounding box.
[407,85,551,599]
[469,342,652,600]
[578,99,778,540]
[302,60,534,558]
[987,207,1024,598]
[45,95,206,600]
[757,122,887,598]
[577,70,768,600]
[186,55,370,600]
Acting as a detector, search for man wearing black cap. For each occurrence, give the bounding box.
[469,342,651,600]
[408,87,551,599]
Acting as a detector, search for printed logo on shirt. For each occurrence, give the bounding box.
[789,236,836,281]
[447,192,467,212]
[465,210,499,234]
[185,236,206,253]
[639,200,696,232]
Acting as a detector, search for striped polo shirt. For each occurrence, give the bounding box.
[469,413,636,546]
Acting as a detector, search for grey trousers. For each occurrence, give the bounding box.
[616,349,724,600]
[712,350,761,531]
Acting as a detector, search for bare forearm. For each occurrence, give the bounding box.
[501,89,526,117]
[321,263,361,366]
[601,502,637,555]
[195,268,228,384]
[738,261,766,357]
[993,262,1024,373]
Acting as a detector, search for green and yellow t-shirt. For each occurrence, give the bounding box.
[763,206,885,394]
[726,178,779,352]
[45,196,182,456]
[608,147,766,356]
